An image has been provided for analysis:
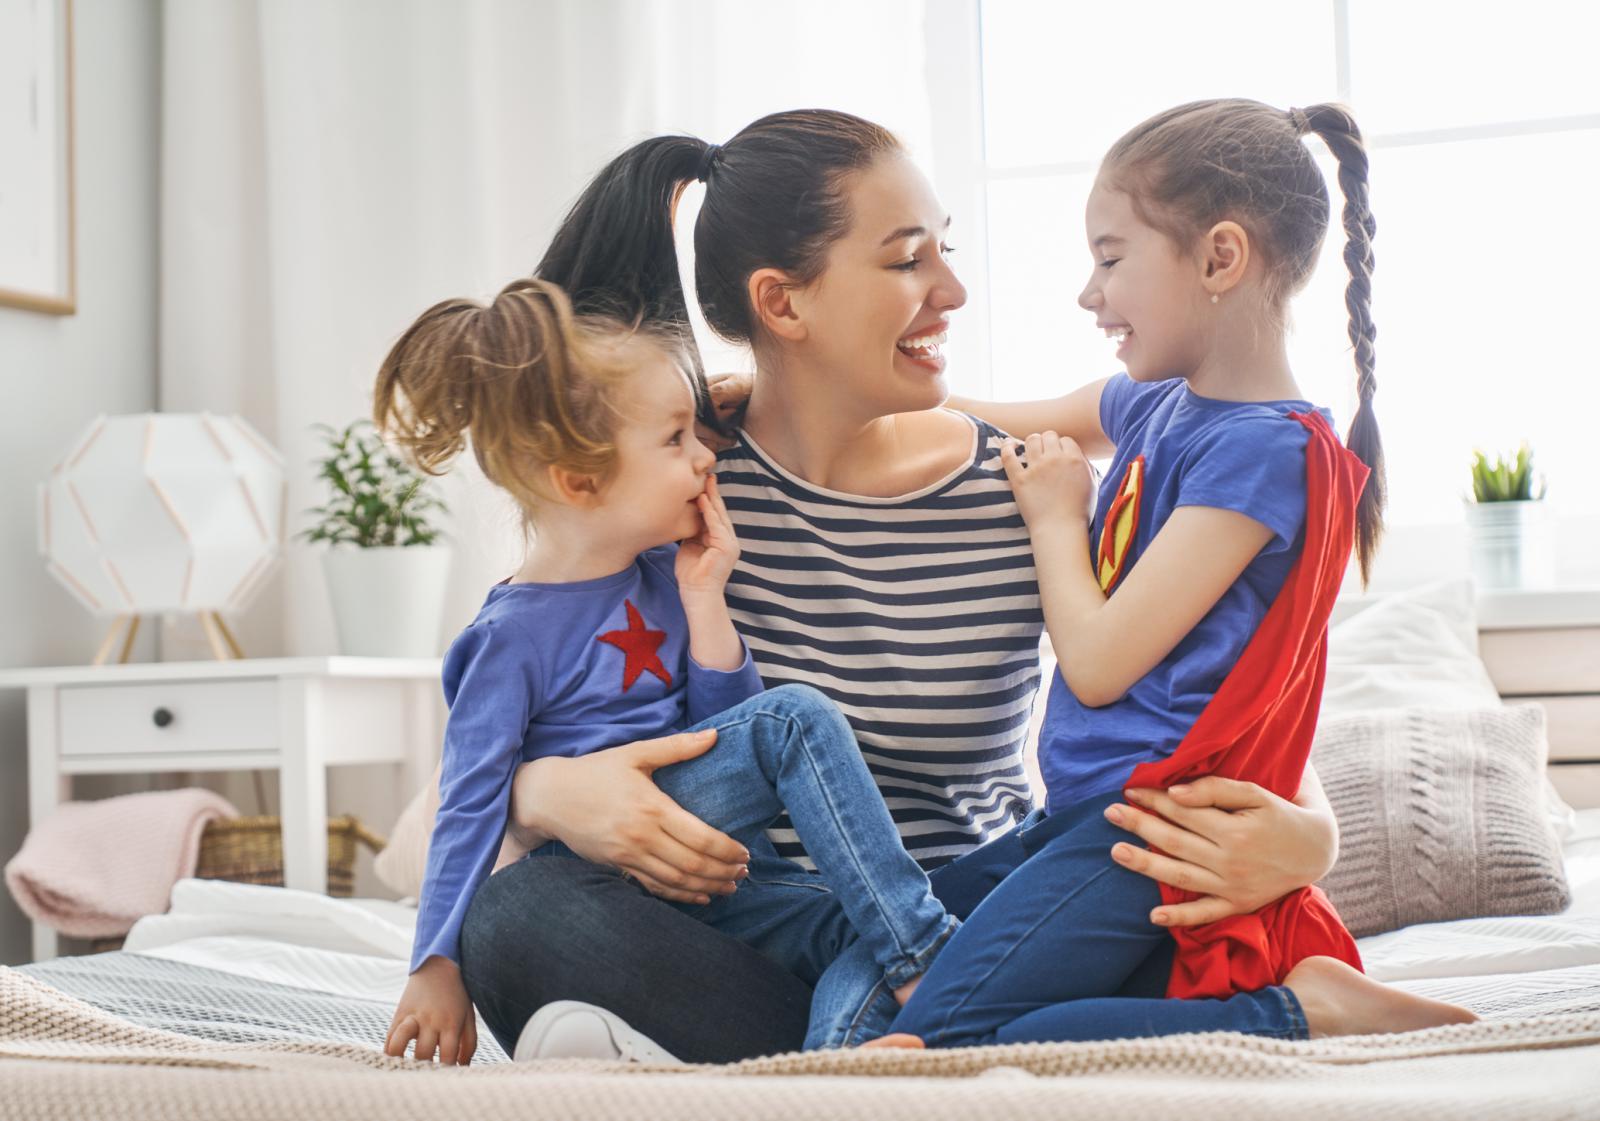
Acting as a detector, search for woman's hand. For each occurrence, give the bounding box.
[1103,776,1340,927]
[1000,432,1096,531]
[675,475,739,598]
[386,956,476,1066]
[507,731,750,904]
[694,372,754,452]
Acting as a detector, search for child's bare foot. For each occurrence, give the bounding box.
[859,1033,925,1050]
[892,974,922,1007]
[1284,956,1479,1038]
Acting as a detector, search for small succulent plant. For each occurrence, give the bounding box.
[1469,443,1545,503]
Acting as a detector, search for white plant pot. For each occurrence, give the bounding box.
[322,546,454,657]
[1465,500,1553,590]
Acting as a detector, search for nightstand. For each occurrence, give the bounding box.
[1478,589,1600,809]
[0,657,443,962]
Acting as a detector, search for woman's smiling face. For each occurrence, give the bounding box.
[786,154,967,417]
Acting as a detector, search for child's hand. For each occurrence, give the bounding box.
[385,955,477,1066]
[1000,431,1096,531]
[694,372,753,452]
[675,475,740,598]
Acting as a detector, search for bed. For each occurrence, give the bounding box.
[6,583,1600,1116]
[0,811,1596,1118]
[9,807,1600,1049]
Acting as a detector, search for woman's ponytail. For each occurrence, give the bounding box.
[535,135,710,366]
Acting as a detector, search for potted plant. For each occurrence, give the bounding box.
[1465,443,1552,590]
[300,420,453,656]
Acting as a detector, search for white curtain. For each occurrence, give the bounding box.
[154,0,934,837]
[159,0,934,661]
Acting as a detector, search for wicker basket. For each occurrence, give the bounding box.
[195,814,388,896]
[89,815,387,953]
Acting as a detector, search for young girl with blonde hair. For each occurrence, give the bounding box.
[873,99,1476,1047]
[376,278,957,1065]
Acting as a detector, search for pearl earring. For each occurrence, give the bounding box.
[1210,294,1219,304]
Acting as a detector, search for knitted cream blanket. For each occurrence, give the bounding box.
[2,968,1597,1120]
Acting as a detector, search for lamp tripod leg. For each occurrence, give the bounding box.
[213,613,245,659]
[117,615,142,664]
[92,616,128,666]
[198,611,230,662]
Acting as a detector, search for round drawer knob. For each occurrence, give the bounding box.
[152,707,175,729]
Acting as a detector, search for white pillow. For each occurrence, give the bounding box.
[1325,579,1577,840]
[1324,580,1500,715]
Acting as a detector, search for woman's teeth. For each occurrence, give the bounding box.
[897,330,947,358]
[1104,326,1131,342]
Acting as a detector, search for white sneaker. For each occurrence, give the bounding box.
[512,1001,683,1065]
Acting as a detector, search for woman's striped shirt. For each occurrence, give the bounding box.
[715,414,1043,870]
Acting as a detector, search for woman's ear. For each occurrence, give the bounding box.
[1200,220,1251,298]
[545,463,603,508]
[747,268,807,343]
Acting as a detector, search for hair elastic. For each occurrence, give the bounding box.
[696,143,723,183]
[1288,107,1312,136]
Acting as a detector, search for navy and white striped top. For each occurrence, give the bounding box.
[715,413,1043,869]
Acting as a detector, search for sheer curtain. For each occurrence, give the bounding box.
[153,0,936,835]
[158,0,934,664]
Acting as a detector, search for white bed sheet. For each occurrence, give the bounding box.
[123,879,416,1004]
[120,810,1600,1013]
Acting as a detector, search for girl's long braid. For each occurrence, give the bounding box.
[1305,103,1385,583]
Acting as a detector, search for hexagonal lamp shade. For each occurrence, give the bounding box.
[38,413,287,663]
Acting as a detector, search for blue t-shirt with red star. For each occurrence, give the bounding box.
[1037,373,1334,811]
[410,544,764,972]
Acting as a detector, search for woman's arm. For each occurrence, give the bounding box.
[507,732,751,905]
[948,377,1114,458]
[1103,765,1340,926]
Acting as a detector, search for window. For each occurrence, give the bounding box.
[957,0,1600,528]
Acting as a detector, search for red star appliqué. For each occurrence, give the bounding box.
[596,599,673,692]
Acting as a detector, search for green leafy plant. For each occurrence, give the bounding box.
[299,421,447,547]
[1470,443,1546,503]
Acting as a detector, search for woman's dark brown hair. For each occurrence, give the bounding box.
[532,109,903,419]
[1102,99,1385,583]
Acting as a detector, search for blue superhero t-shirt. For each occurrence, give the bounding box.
[1037,373,1335,810]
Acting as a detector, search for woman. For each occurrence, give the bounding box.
[457,110,1341,1064]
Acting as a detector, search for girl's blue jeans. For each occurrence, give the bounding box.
[866,790,1308,1047]
[529,683,958,1050]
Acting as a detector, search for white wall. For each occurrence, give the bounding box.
[0,0,163,966]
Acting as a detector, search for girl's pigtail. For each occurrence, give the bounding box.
[1304,103,1386,585]
[372,298,483,475]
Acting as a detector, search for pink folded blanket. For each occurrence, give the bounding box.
[4,788,238,939]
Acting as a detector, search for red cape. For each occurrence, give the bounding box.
[1125,411,1369,1000]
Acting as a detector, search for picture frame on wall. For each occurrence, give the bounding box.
[0,0,76,316]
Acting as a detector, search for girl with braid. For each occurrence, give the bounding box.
[871,100,1478,1048]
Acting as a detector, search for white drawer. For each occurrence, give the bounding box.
[57,679,280,759]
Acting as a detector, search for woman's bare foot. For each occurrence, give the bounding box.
[1284,956,1478,1038]
[892,974,922,1007]
[859,1033,925,1050]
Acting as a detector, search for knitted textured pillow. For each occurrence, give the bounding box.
[1312,705,1571,938]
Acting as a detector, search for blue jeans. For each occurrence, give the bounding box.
[530,684,956,1050]
[873,791,1308,1046]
